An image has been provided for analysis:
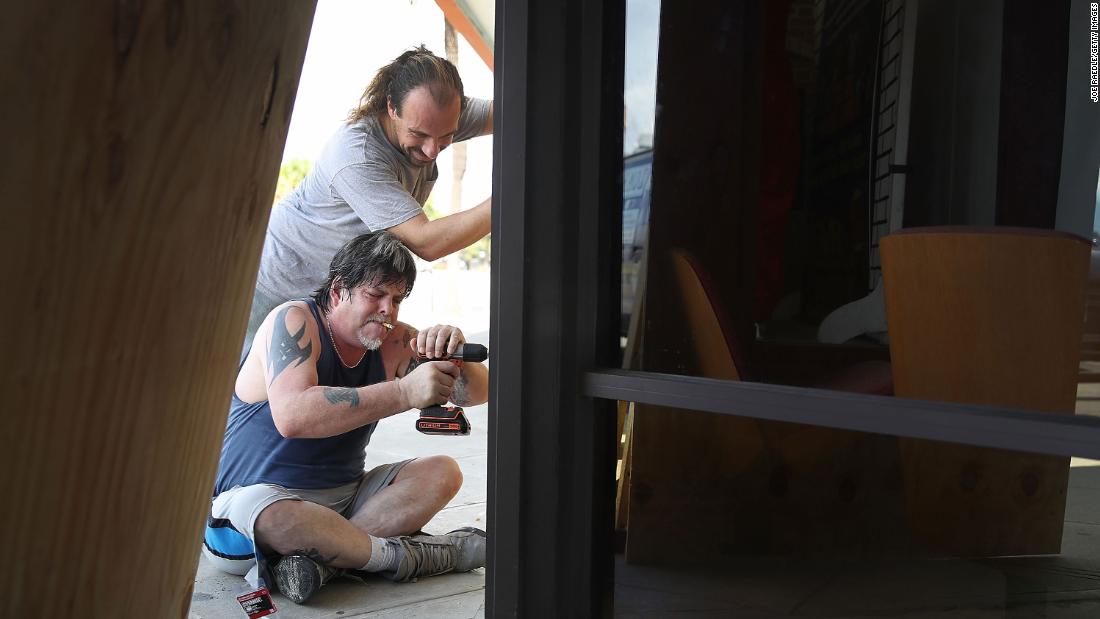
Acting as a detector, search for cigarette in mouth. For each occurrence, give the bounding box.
[382,322,394,330]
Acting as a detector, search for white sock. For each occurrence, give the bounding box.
[361,535,398,572]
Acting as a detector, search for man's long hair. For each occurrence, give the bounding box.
[348,45,467,122]
[311,231,417,312]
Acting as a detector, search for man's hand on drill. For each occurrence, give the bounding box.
[398,361,460,409]
[414,324,465,359]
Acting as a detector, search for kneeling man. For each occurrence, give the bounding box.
[203,231,488,604]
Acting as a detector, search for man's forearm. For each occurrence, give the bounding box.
[395,199,490,261]
[270,380,409,439]
[451,362,489,407]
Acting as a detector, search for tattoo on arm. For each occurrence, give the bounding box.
[393,327,422,379]
[323,387,360,408]
[400,355,421,378]
[268,306,312,381]
[452,372,470,405]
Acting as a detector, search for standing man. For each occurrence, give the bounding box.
[205,231,490,604]
[245,45,493,356]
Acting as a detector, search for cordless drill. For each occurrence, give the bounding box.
[414,343,488,436]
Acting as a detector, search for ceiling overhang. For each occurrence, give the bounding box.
[435,0,494,71]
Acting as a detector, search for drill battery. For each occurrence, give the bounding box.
[413,343,487,436]
[416,405,472,436]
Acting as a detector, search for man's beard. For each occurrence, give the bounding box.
[357,314,387,350]
[407,147,433,166]
[358,334,383,350]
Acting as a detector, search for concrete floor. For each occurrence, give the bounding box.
[191,410,1100,618]
[188,402,491,619]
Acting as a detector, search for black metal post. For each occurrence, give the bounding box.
[488,0,623,615]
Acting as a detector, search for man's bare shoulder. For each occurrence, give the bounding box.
[238,301,318,401]
[381,321,420,379]
[257,300,314,353]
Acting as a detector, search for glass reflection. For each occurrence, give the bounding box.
[618,0,1100,397]
[620,0,659,362]
[614,408,1100,617]
[614,0,1100,616]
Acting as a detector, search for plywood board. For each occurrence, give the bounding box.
[0,3,315,616]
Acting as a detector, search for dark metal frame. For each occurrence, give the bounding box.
[487,0,1100,616]
[488,0,623,616]
[586,370,1100,460]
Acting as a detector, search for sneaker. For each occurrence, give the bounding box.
[441,527,487,572]
[384,527,487,582]
[271,554,340,604]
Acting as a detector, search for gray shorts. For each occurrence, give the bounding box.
[202,459,413,585]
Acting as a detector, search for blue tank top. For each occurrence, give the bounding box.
[213,298,387,495]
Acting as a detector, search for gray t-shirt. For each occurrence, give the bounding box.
[256,97,492,300]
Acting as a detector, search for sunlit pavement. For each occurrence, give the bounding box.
[191,270,492,618]
[189,398,490,619]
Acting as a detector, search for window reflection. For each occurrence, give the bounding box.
[620,0,660,359]
[616,459,1100,617]
[619,0,1100,394]
[614,0,1100,615]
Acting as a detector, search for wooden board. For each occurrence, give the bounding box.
[0,3,315,616]
[626,248,912,563]
[627,405,914,562]
[615,404,635,531]
[626,227,1089,564]
[882,227,1090,556]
